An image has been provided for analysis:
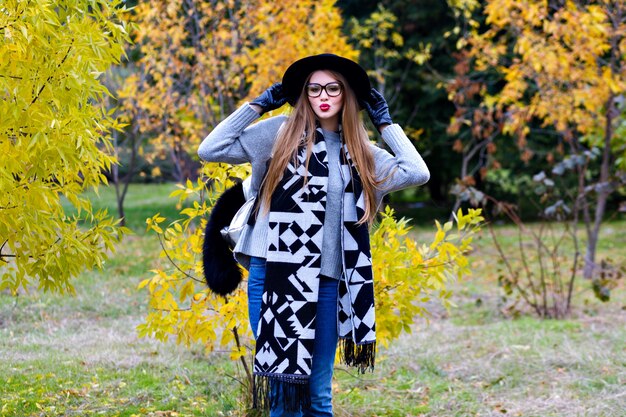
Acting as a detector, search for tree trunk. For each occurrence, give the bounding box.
[583,94,615,279]
[115,186,126,227]
[450,139,489,220]
[111,133,126,227]
[112,119,141,227]
[584,7,623,281]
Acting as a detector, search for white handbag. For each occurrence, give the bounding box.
[220,177,255,247]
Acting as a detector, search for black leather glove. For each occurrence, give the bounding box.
[250,83,287,114]
[360,88,393,129]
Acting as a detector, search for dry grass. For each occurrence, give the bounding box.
[331,220,626,416]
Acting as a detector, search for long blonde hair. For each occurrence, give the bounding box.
[259,71,384,225]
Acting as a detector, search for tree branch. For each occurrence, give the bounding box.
[156,234,205,284]
[30,43,73,106]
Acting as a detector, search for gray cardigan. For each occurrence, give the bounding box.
[198,103,430,272]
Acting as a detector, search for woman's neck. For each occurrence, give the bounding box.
[318,116,339,132]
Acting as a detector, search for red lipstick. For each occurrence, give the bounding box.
[320,104,330,111]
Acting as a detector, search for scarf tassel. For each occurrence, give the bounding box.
[252,374,311,412]
[339,338,376,373]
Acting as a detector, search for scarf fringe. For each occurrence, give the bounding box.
[339,338,376,373]
[252,374,311,412]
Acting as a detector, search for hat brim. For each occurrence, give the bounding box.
[282,54,371,106]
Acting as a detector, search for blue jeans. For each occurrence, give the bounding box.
[248,256,339,417]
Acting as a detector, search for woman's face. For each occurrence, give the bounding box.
[306,70,344,129]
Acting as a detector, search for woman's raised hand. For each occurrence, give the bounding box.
[250,83,287,114]
[361,88,393,131]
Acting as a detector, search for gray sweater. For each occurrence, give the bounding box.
[198,103,430,275]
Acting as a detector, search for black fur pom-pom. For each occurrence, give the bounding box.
[202,182,245,295]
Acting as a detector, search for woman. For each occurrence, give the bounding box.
[198,54,429,416]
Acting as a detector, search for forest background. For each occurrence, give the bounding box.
[1,0,625,416]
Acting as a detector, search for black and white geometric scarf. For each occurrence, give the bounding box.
[253,129,376,411]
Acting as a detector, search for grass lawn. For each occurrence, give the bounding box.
[2,183,625,416]
[61,183,197,233]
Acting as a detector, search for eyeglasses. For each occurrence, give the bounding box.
[305,82,343,98]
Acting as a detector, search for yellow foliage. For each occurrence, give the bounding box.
[122,0,357,181]
[244,0,358,99]
[0,0,131,294]
[371,206,483,347]
[138,164,253,354]
[465,0,623,140]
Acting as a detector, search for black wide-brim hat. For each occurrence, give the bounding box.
[282,54,371,106]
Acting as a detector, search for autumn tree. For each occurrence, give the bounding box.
[452,0,626,282]
[0,0,130,294]
[446,25,502,213]
[107,0,252,221]
[104,0,358,223]
[118,0,356,183]
[121,0,247,184]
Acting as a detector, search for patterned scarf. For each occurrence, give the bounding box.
[253,129,376,411]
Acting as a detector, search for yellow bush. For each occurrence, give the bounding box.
[138,164,483,361]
